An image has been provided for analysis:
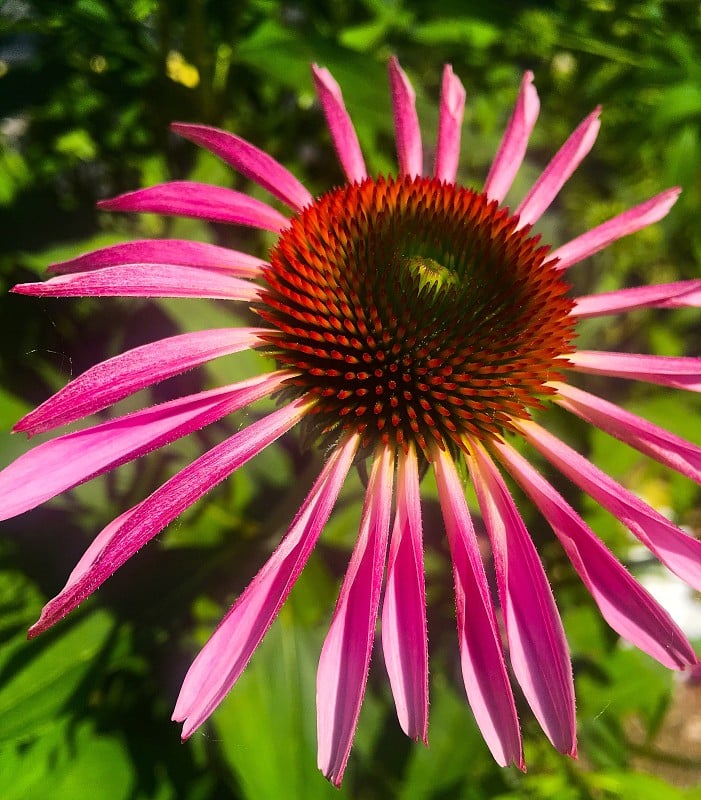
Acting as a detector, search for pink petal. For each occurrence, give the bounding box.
[554,382,701,484]
[49,239,265,278]
[61,506,140,592]
[312,65,367,184]
[661,286,701,308]
[466,440,576,756]
[433,64,466,184]
[568,351,701,392]
[381,443,428,743]
[317,445,394,786]
[0,372,286,522]
[28,397,308,637]
[171,123,313,212]
[572,280,701,318]
[15,328,267,436]
[97,181,289,233]
[483,71,540,204]
[432,446,523,769]
[388,57,422,178]
[494,439,696,670]
[174,432,359,735]
[518,420,701,592]
[550,189,681,271]
[13,264,261,301]
[515,108,601,228]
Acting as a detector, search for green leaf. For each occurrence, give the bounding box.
[588,770,692,800]
[213,601,349,800]
[0,720,135,800]
[0,388,30,432]
[0,609,115,743]
[399,674,495,799]
[414,17,500,48]
[653,84,701,128]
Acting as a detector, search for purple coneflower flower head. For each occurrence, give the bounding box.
[3,57,701,784]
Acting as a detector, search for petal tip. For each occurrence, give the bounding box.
[177,718,197,741]
[11,283,40,296]
[310,63,330,84]
[96,197,118,211]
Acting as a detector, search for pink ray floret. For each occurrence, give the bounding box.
[467,440,576,756]
[174,433,359,736]
[494,440,696,670]
[554,382,701,484]
[550,188,681,270]
[518,420,701,592]
[433,446,524,769]
[568,351,701,392]
[48,239,266,278]
[434,64,466,184]
[29,397,309,637]
[572,279,701,318]
[311,64,367,184]
[98,181,289,232]
[516,107,601,228]
[317,445,395,785]
[381,444,429,744]
[483,71,539,204]
[388,56,423,178]
[13,264,261,301]
[0,372,286,522]
[15,327,267,436]
[171,123,313,212]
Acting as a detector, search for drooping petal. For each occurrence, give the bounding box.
[432,446,523,769]
[388,57,422,178]
[433,64,466,184]
[59,506,140,594]
[466,439,576,756]
[515,108,601,228]
[550,188,681,271]
[29,397,309,637]
[171,123,313,212]
[15,328,267,436]
[97,181,289,233]
[381,443,428,743]
[554,382,701,484]
[518,419,701,592]
[0,372,287,522]
[483,71,539,204]
[494,439,696,670]
[174,433,359,736]
[662,285,701,308]
[317,445,394,786]
[568,351,701,392]
[13,264,261,301]
[312,65,367,184]
[49,239,266,278]
[572,280,701,319]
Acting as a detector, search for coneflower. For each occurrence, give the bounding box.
[2,58,700,785]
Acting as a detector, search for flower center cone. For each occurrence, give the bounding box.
[258,175,576,456]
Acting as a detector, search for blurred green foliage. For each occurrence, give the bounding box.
[1,0,701,798]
